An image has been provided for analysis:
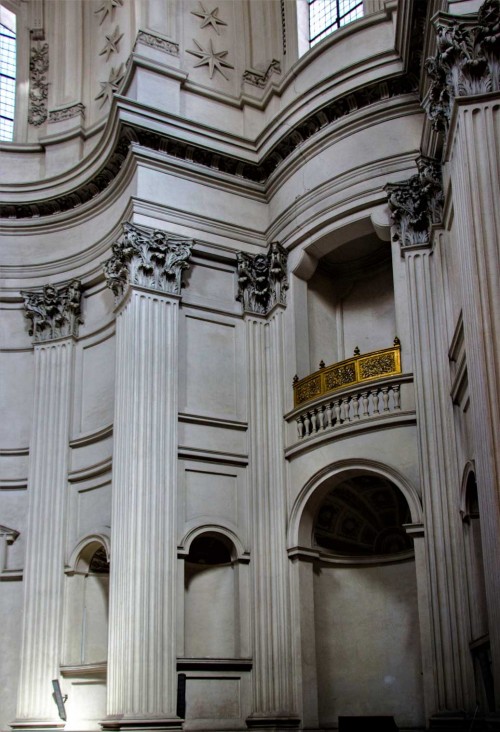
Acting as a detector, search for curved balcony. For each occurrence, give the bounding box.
[287,341,416,449]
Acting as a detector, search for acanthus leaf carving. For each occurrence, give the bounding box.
[28,42,49,127]
[236,242,288,315]
[385,156,444,248]
[22,280,83,342]
[103,222,194,299]
[425,0,500,132]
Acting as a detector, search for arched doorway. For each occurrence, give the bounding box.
[292,468,425,729]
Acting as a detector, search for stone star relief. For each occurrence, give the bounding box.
[95,64,125,107]
[94,0,123,26]
[99,25,123,61]
[186,38,234,80]
[191,2,227,34]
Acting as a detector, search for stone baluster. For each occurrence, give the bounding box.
[381,386,390,412]
[393,384,401,410]
[351,393,360,420]
[102,223,193,729]
[361,391,370,417]
[333,399,341,425]
[13,282,82,729]
[370,388,380,414]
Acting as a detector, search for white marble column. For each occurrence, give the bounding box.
[102,223,193,730]
[448,96,500,702]
[425,4,500,706]
[386,168,472,715]
[403,242,471,712]
[12,282,82,729]
[236,245,298,729]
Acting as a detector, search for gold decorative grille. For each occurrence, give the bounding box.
[293,340,401,407]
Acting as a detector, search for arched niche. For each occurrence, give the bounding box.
[179,528,249,660]
[289,463,424,729]
[63,536,110,666]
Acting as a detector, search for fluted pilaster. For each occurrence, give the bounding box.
[104,287,181,727]
[403,245,471,713]
[13,339,75,727]
[448,96,500,703]
[245,308,298,729]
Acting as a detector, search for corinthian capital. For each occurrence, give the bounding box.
[236,242,288,315]
[385,156,444,248]
[425,0,500,131]
[104,222,194,299]
[22,280,83,342]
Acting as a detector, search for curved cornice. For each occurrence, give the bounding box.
[0,73,418,221]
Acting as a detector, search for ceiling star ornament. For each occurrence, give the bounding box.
[94,0,123,26]
[95,63,125,107]
[99,25,123,61]
[191,2,227,34]
[186,38,234,80]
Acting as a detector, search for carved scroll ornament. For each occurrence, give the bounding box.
[104,222,194,299]
[385,156,444,248]
[22,280,83,342]
[236,242,288,315]
[425,0,500,132]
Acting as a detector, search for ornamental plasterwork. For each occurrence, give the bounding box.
[48,103,85,124]
[99,25,123,61]
[186,39,234,79]
[236,242,288,315]
[385,156,444,248]
[425,0,500,132]
[21,281,83,343]
[135,30,179,57]
[243,60,281,88]
[103,222,194,299]
[95,64,125,107]
[95,0,123,25]
[191,3,227,34]
[28,43,49,126]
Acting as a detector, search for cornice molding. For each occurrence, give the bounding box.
[0,74,417,221]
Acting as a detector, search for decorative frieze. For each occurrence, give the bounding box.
[104,222,194,299]
[425,0,500,132]
[28,41,49,126]
[22,280,83,342]
[135,30,179,57]
[48,103,85,123]
[236,242,288,315]
[243,59,281,88]
[385,156,443,248]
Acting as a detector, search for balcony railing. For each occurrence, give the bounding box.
[293,339,402,408]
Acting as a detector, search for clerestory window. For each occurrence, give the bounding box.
[309,0,363,46]
[0,4,16,141]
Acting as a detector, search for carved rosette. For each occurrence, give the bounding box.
[22,280,83,342]
[425,0,500,132]
[103,222,194,299]
[385,156,444,248]
[236,242,288,315]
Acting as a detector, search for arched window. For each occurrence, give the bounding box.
[309,0,363,46]
[0,4,16,141]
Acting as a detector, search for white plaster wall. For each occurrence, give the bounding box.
[184,562,236,658]
[313,560,425,728]
[0,582,23,731]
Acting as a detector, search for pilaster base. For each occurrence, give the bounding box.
[101,716,183,732]
[246,714,300,731]
[10,721,65,732]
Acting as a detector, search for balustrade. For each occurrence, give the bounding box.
[294,379,403,439]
